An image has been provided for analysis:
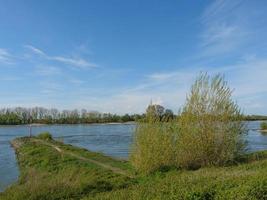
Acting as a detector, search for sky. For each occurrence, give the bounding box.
[0,0,267,114]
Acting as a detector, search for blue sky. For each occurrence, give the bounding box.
[0,0,267,114]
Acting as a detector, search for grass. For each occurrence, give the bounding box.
[84,160,267,200]
[0,135,266,200]
[0,136,134,200]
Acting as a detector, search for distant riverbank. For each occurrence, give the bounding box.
[0,121,136,126]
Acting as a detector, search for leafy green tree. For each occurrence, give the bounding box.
[146,104,165,121]
[176,73,247,168]
[131,73,247,173]
[163,109,174,121]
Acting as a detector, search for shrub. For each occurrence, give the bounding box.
[37,132,53,140]
[260,122,267,130]
[130,73,247,173]
[175,73,247,168]
[130,117,177,174]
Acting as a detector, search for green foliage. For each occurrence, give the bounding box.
[131,73,247,174]
[243,115,267,121]
[0,113,22,125]
[0,107,142,125]
[85,155,267,200]
[146,104,165,119]
[36,132,53,140]
[176,73,246,168]
[130,120,177,173]
[260,121,267,130]
[144,104,174,122]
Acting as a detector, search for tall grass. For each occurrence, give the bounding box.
[130,73,247,173]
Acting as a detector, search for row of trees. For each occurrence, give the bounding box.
[0,107,144,125]
[243,115,267,121]
[0,105,262,125]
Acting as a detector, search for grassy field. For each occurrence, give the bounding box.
[0,136,266,200]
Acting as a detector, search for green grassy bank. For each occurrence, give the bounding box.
[0,135,267,200]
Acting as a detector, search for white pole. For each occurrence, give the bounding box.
[29,124,32,137]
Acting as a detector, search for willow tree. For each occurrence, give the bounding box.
[176,73,247,169]
[131,73,247,174]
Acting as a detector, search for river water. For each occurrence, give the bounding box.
[0,121,266,192]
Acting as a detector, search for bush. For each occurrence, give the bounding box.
[37,132,53,140]
[130,73,247,173]
[130,119,177,173]
[260,122,267,130]
[176,73,246,168]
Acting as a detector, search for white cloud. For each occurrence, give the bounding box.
[39,81,63,95]
[199,0,251,57]
[24,45,46,56]
[35,66,61,76]
[147,70,196,83]
[201,0,244,24]
[25,45,97,69]
[147,72,178,81]
[74,56,267,114]
[0,48,13,64]
[71,69,198,114]
[52,56,97,68]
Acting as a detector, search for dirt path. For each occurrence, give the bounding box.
[31,138,132,178]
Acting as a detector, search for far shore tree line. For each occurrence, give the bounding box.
[0,105,265,125]
[0,106,177,125]
[0,107,145,125]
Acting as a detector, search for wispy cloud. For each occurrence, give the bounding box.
[77,55,267,114]
[147,71,196,82]
[35,65,61,76]
[68,78,85,85]
[0,48,13,64]
[24,45,46,56]
[201,0,244,24]
[24,45,97,69]
[198,0,250,57]
[147,72,178,81]
[52,56,96,68]
[39,81,63,95]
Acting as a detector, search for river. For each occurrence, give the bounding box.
[0,121,266,192]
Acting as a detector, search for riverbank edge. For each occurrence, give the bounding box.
[10,136,134,173]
